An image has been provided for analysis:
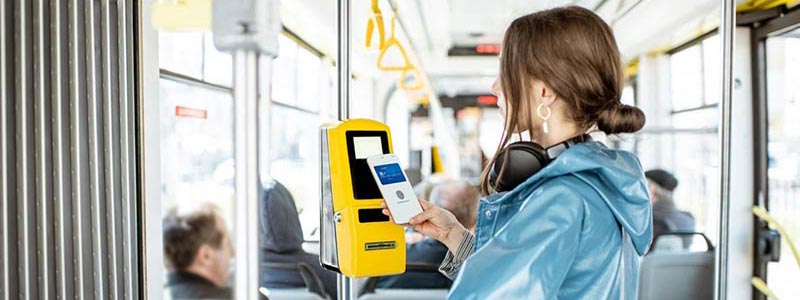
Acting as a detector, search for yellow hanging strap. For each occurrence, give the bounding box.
[365,0,386,50]
[398,67,424,91]
[376,15,414,72]
[750,206,800,299]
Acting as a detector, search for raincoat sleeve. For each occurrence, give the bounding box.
[448,182,586,300]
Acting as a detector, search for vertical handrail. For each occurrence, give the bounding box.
[233,49,261,300]
[337,0,356,299]
[716,0,735,299]
[338,0,350,121]
[0,0,10,298]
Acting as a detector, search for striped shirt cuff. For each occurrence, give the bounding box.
[438,231,475,279]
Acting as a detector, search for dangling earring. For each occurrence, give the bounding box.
[537,103,552,134]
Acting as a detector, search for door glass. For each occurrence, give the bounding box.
[765,29,800,297]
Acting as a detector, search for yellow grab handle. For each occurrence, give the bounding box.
[376,37,414,72]
[397,67,424,91]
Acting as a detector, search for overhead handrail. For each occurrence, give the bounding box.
[376,15,415,72]
[365,0,386,50]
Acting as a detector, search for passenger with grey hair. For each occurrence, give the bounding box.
[376,179,480,289]
[646,169,695,248]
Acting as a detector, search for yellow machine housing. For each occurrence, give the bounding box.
[320,119,406,277]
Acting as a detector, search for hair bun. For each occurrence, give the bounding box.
[597,103,645,134]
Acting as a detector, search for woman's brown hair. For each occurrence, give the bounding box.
[479,6,646,195]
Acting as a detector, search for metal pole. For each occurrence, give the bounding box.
[233,49,260,300]
[715,0,735,299]
[337,0,356,298]
[338,0,350,121]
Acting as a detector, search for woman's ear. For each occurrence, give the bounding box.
[535,81,557,106]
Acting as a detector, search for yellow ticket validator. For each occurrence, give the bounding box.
[320,119,406,277]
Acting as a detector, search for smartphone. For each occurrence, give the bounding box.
[366,154,424,225]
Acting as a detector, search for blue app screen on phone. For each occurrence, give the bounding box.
[373,163,406,185]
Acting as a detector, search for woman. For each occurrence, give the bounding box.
[383,6,652,299]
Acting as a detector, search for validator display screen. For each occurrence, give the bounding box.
[373,163,406,185]
[353,136,384,159]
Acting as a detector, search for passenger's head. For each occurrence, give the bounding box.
[481,6,645,194]
[163,203,234,287]
[645,169,678,203]
[429,180,480,229]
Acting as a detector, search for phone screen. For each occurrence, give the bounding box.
[373,163,406,185]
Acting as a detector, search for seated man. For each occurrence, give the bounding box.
[376,179,480,289]
[163,203,234,300]
[646,169,696,247]
[260,180,337,298]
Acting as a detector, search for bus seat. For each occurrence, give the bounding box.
[639,233,715,300]
[358,263,448,300]
[261,262,332,300]
[261,288,326,300]
[358,289,449,300]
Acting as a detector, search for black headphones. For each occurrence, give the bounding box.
[489,134,593,193]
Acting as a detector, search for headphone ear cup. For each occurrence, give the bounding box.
[490,142,548,193]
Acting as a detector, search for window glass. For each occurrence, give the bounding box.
[621,84,636,106]
[159,78,235,226]
[270,105,321,239]
[702,35,721,105]
[765,34,800,297]
[669,132,720,240]
[325,64,338,119]
[351,78,375,118]
[669,45,704,111]
[671,107,719,129]
[296,47,322,112]
[158,32,204,78]
[203,33,233,87]
[272,34,299,106]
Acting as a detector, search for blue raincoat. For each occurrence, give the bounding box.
[449,142,652,300]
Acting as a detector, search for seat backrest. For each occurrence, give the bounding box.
[358,289,449,300]
[261,287,326,300]
[639,251,714,300]
[261,262,331,300]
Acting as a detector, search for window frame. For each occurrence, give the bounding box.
[667,29,721,114]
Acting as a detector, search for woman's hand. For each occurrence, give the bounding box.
[381,199,468,253]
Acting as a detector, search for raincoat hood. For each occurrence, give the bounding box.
[490,141,652,255]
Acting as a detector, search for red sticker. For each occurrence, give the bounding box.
[175,106,208,119]
[477,95,498,106]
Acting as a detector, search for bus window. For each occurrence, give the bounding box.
[159,32,236,230]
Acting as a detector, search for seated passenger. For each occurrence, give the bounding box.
[163,204,234,300]
[376,179,480,289]
[646,169,696,246]
[259,180,337,298]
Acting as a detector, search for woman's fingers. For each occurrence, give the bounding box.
[408,207,438,225]
[418,198,434,210]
